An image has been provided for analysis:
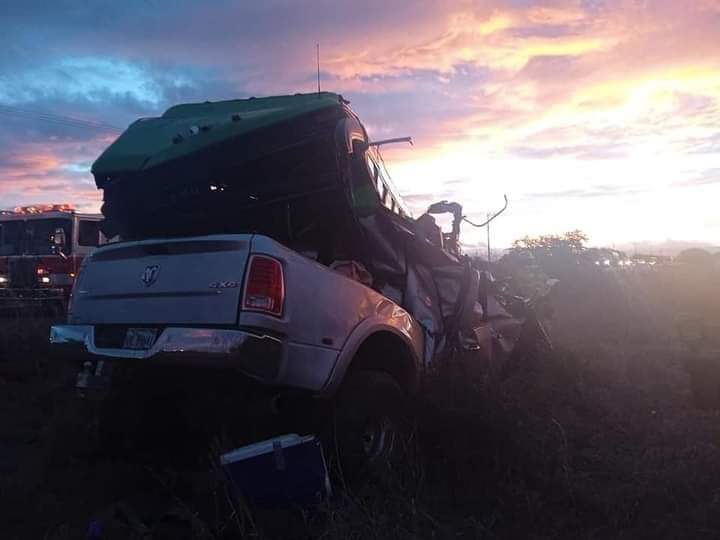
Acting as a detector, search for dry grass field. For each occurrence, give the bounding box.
[2,262,720,539]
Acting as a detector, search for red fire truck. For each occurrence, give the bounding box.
[0,204,105,313]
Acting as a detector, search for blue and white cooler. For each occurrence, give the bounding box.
[220,434,332,506]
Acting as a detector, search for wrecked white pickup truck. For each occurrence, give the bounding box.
[51,92,548,471]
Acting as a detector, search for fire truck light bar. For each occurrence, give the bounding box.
[7,204,76,215]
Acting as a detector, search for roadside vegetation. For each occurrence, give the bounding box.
[2,255,720,539]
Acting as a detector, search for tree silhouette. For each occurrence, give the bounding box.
[506,230,589,277]
[511,230,588,256]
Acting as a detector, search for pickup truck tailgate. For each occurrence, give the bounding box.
[70,235,251,325]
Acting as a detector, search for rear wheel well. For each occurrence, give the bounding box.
[347,331,417,393]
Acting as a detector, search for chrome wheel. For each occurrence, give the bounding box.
[362,415,397,461]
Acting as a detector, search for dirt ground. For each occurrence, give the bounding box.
[2,263,720,539]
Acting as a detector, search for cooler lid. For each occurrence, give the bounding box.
[220,433,316,465]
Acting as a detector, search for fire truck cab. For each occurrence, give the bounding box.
[0,204,105,312]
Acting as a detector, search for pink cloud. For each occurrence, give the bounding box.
[2,0,720,244]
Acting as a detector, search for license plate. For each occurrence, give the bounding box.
[123,328,158,350]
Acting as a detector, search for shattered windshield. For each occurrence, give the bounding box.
[0,218,72,256]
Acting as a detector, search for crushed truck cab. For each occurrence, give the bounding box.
[50,92,440,397]
[50,92,497,469]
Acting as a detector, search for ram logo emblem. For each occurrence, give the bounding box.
[141,265,160,287]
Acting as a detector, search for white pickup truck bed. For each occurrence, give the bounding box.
[51,233,424,395]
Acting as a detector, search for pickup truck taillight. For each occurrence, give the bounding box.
[243,255,284,316]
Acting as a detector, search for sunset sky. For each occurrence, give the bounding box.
[1,1,719,249]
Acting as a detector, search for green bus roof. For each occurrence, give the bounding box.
[92,92,344,177]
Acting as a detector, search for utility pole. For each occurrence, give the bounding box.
[316,43,321,95]
[486,212,491,263]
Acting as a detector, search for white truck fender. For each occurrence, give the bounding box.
[320,310,424,397]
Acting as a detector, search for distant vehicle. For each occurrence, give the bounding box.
[50,92,548,471]
[0,204,104,313]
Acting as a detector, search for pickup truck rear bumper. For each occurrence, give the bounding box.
[50,325,338,392]
[51,324,284,380]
